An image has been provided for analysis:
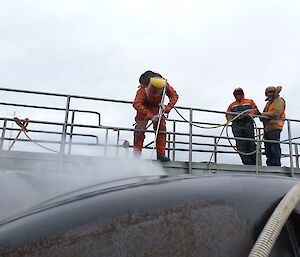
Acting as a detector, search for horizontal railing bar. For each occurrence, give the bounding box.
[4,127,98,141]
[0,102,101,125]
[171,140,265,149]
[0,87,132,104]
[2,137,298,158]
[175,107,300,123]
[1,87,299,123]
[0,117,297,146]
[155,147,238,154]
[0,138,100,147]
[282,136,300,142]
[167,118,265,130]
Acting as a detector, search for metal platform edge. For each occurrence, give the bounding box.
[1,150,299,178]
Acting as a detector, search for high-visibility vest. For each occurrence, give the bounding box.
[265,99,286,127]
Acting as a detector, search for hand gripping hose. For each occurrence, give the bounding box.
[173,107,261,173]
[249,181,300,257]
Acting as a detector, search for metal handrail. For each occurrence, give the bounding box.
[1,86,296,121]
[0,102,101,125]
[0,117,295,149]
[2,127,99,143]
[1,87,299,173]
[0,87,132,104]
[1,120,299,168]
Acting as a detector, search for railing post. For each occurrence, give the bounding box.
[287,120,294,176]
[60,96,71,155]
[214,137,217,163]
[257,128,262,166]
[104,128,108,156]
[295,144,299,169]
[0,119,7,150]
[188,108,193,174]
[172,120,176,161]
[116,129,120,157]
[68,110,76,155]
[167,132,171,159]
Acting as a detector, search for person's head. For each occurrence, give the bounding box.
[265,86,281,101]
[139,70,156,86]
[139,70,164,86]
[233,88,244,101]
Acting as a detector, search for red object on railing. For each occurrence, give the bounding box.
[8,117,58,153]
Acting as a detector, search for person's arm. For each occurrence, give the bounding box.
[226,105,233,120]
[250,100,261,115]
[133,88,150,116]
[164,84,179,113]
[262,98,285,118]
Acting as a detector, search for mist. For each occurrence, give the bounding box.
[0,156,166,221]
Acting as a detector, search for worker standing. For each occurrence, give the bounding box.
[133,70,178,162]
[261,86,285,166]
[226,88,260,165]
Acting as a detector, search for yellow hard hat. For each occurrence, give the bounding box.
[150,77,166,88]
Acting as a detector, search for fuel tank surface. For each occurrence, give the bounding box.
[0,174,299,257]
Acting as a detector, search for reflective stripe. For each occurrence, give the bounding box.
[266,100,285,127]
[270,119,285,127]
[232,103,250,108]
[232,103,252,113]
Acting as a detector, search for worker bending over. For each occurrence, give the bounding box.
[133,70,178,162]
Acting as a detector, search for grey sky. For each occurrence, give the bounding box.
[0,0,299,164]
[0,0,299,105]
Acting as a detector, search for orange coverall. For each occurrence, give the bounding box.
[133,84,178,155]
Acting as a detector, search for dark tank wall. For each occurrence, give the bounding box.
[0,174,299,257]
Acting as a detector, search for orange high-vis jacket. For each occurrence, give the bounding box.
[262,96,286,132]
[226,89,258,121]
[133,83,178,121]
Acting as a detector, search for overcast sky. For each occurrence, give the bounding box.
[0,0,299,163]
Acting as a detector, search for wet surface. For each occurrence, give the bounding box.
[1,204,253,257]
[0,174,299,257]
[0,157,165,221]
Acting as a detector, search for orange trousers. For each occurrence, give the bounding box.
[134,117,166,156]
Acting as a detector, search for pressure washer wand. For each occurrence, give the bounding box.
[150,84,167,160]
[145,114,160,130]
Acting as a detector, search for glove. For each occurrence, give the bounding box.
[164,105,172,113]
[151,114,160,121]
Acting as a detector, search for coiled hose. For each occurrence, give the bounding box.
[173,107,261,172]
[249,181,300,257]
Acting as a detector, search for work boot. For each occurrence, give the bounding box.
[157,155,170,162]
